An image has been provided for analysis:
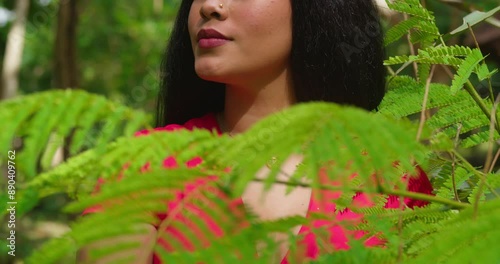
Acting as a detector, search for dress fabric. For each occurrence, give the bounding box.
[83,112,434,264]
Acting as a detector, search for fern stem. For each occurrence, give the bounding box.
[404,13,419,80]
[487,78,495,108]
[437,24,498,133]
[396,184,405,264]
[464,81,500,133]
[451,124,462,202]
[467,22,495,105]
[484,95,500,174]
[437,25,497,133]
[387,66,396,76]
[487,148,500,174]
[253,178,469,210]
[472,180,484,220]
[378,186,468,210]
[416,65,435,141]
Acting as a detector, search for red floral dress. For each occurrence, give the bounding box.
[83,113,433,263]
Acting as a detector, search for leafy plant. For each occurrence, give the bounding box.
[1,0,500,263]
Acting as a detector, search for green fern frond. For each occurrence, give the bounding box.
[27,149,100,198]
[408,199,500,264]
[403,220,443,256]
[476,64,498,81]
[414,20,439,36]
[420,45,474,58]
[309,242,396,264]
[386,0,434,20]
[29,129,223,199]
[210,103,428,197]
[68,96,112,154]
[468,173,500,204]
[385,0,440,45]
[27,205,160,264]
[433,164,472,202]
[0,90,151,178]
[417,63,431,84]
[379,75,494,148]
[356,206,454,227]
[416,56,464,67]
[26,102,436,263]
[25,236,76,264]
[23,126,225,223]
[384,17,421,46]
[426,100,487,130]
[379,76,471,118]
[450,49,484,94]
[30,166,308,264]
[384,55,412,66]
[441,119,490,138]
[409,30,437,46]
[156,216,304,264]
[461,130,500,148]
[385,53,464,68]
[385,46,481,69]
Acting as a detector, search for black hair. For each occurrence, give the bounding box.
[156,0,386,127]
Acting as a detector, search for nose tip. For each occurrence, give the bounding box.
[200,1,227,20]
[200,9,221,19]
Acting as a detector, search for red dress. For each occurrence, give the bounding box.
[83,113,433,263]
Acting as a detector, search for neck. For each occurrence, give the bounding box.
[219,67,295,135]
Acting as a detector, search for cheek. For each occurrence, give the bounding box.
[244,4,292,42]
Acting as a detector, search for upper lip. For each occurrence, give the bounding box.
[197,28,231,41]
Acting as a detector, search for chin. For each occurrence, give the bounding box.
[195,67,227,84]
[196,72,227,84]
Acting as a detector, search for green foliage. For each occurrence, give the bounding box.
[384,17,421,46]
[213,103,427,196]
[450,49,485,94]
[18,102,434,263]
[1,0,500,263]
[0,90,151,178]
[384,0,440,46]
[379,75,498,148]
[407,199,500,264]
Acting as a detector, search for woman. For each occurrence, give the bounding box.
[81,0,432,263]
[157,0,386,128]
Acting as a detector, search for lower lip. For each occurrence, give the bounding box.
[198,38,229,48]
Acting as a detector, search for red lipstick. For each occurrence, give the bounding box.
[197,28,231,48]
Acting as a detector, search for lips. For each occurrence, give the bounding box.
[196,28,231,49]
[197,29,231,41]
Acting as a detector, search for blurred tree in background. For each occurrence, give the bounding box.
[0,0,180,110]
[0,1,180,262]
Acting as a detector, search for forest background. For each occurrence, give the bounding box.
[0,0,499,263]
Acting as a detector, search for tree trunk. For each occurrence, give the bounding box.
[54,0,79,163]
[54,0,79,89]
[1,0,30,100]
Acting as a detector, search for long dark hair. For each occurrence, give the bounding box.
[156,0,386,127]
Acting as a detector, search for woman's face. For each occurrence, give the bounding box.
[188,0,293,86]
